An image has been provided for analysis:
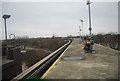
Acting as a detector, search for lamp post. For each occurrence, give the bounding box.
[79,26,82,44]
[86,0,92,37]
[2,14,11,40]
[80,19,84,41]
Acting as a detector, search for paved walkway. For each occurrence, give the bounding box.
[42,39,119,79]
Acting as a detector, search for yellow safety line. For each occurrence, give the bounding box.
[96,43,120,53]
[40,42,72,79]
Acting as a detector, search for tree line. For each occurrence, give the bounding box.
[87,33,119,50]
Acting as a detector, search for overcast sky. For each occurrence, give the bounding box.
[1,0,119,39]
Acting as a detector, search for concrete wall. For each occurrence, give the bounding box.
[2,60,22,80]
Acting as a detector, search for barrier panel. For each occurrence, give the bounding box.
[11,40,72,81]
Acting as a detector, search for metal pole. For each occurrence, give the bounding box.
[4,19,7,40]
[81,21,83,41]
[87,0,92,53]
[87,0,92,37]
[79,31,81,43]
[89,3,91,36]
[79,26,81,44]
[80,19,84,41]
[2,14,11,40]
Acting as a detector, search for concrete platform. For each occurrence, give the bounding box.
[42,39,119,79]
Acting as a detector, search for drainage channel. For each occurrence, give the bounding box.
[11,40,72,81]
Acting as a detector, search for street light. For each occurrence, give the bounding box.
[2,14,11,40]
[80,19,84,41]
[86,0,92,37]
[86,0,94,53]
[78,26,82,44]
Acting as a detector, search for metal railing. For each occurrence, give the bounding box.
[11,40,72,81]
